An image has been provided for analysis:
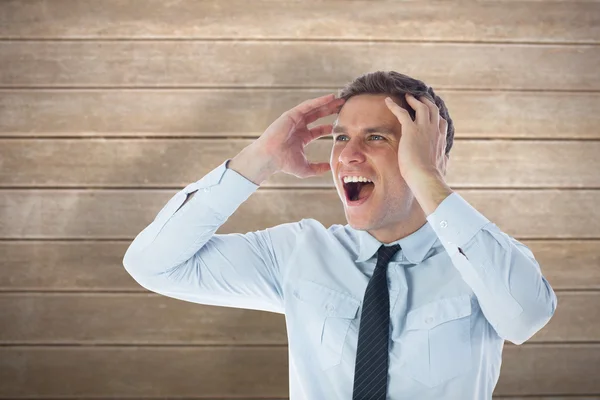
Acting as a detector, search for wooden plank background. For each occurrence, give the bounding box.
[0,0,598,398]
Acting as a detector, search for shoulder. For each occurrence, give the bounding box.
[264,218,349,245]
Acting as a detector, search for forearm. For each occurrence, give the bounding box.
[228,143,279,186]
[452,227,556,344]
[178,143,277,211]
[123,158,260,283]
[406,169,454,217]
[425,193,557,344]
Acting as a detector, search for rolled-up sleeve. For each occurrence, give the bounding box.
[426,192,558,345]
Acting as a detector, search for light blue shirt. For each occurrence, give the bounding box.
[123,159,557,400]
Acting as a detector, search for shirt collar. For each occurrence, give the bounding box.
[348,221,439,264]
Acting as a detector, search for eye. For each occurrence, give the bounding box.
[334,135,385,141]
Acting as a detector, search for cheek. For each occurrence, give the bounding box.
[330,148,341,163]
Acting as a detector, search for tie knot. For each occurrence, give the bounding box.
[376,244,401,266]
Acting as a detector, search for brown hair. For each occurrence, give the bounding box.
[337,71,454,157]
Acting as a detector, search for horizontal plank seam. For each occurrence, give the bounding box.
[0,395,595,399]
[1,187,600,191]
[494,397,600,399]
[0,342,598,348]
[1,137,599,142]
[0,397,289,400]
[0,396,298,400]
[3,186,600,191]
[0,343,289,348]
[0,136,598,143]
[0,38,598,46]
[2,238,599,242]
[2,397,597,400]
[493,397,600,399]
[0,397,596,400]
[2,86,600,93]
[3,397,596,400]
[0,289,595,294]
[0,88,598,93]
[2,237,599,241]
[0,397,294,400]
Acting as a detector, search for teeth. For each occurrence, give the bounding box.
[343,176,373,183]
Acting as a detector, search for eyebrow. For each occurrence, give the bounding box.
[331,125,396,136]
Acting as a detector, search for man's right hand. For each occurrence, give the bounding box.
[183,94,346,209]
[255,93,346,179]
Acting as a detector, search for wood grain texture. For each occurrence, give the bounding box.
[0,189,598,239]
[1,41,597,90]
[1,240,597,290]
[0,0,596,397]
[494,398,600,400]
[0,398,585,400]
[1,139,598,188]
[0,346,289,398]
[0,293,287,345]
[0,396,589,399]
[1,90,598,139]
[0,292,595,344]
[495,344,600,395]
[0,345,598,397]
[0,0,597,43]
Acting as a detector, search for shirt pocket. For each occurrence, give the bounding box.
[293,279,360,370]
[402,294,473,387]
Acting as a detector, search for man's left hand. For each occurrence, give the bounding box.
[384,93,449,184]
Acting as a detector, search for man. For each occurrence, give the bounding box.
[123,71,557,399]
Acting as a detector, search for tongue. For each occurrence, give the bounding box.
[357,182,375,200]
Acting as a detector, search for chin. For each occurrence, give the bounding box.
[345,214,374,231]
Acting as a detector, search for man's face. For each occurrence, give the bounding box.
[330,94,421,236]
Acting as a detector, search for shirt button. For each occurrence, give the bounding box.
[425,317,433,324]
[440,220,448,228]
[203,187,210,192]
[325,304,335,312]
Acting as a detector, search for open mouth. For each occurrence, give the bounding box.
[343,181,375,203]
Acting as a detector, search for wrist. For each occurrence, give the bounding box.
[229,144,279,186]
[403,167,440,186]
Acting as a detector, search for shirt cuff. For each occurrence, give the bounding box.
[153,158,260,226]
[426,192,491,257]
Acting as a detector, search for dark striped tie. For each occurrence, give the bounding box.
[352,244,401,400]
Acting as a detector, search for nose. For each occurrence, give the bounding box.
[337,140,367,165]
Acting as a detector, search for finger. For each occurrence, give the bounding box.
[303,97,346,125]
[305,124,333,144]
[405,93,430,125]
[439,116,448,135]
[296,161,331,179]
[307,162,331,177]
[384,97,412,126]
[293,93,337,116]
[420,96,441,127]
[303,102,341,126]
